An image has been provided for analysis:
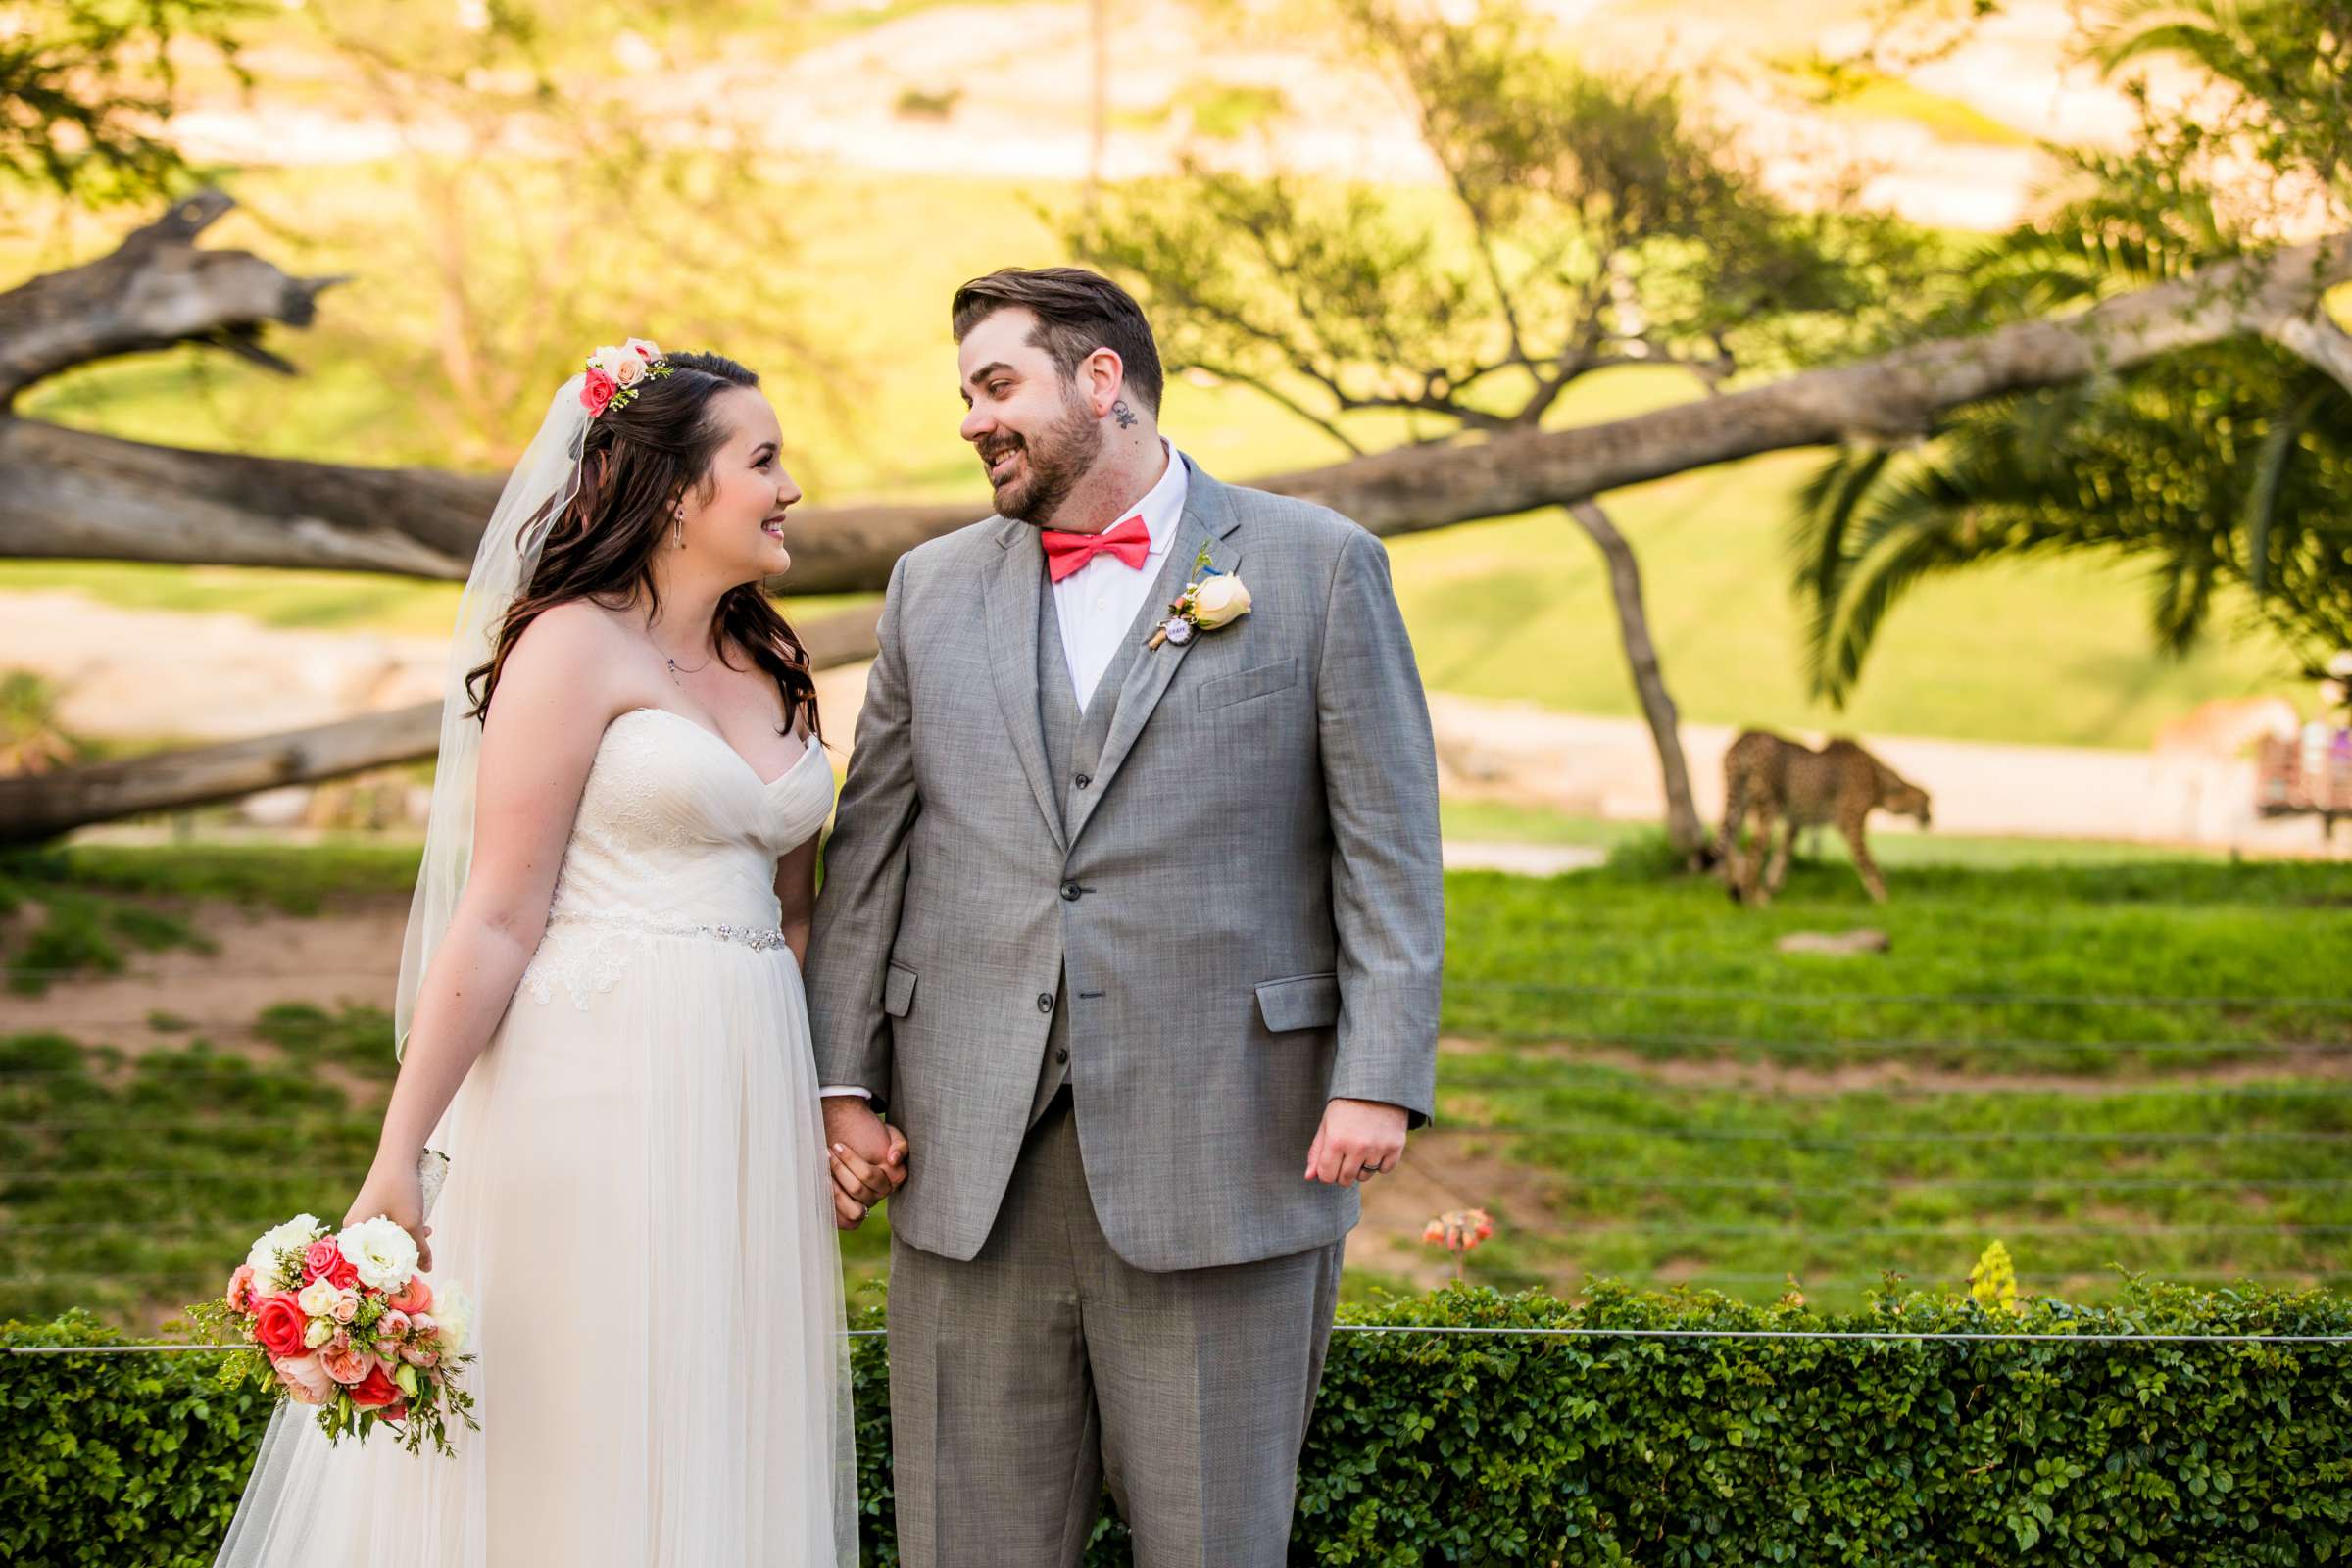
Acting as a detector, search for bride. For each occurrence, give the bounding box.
[216,345,903,1565]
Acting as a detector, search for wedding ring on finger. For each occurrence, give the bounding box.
[1357,1163,1381,1181]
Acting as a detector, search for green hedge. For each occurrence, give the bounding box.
[8,1282,2351,1565]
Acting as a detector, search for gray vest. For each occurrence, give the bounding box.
[1025,548,1183,1122]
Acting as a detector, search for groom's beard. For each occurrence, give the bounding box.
[981,392,1102,525]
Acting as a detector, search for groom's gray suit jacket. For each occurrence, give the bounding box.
[804,461,1442,1272]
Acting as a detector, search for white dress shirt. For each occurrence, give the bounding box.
[819,443,1190,1105]
[1050,442,1189,710]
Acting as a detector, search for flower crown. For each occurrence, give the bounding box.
[579,338,672,418]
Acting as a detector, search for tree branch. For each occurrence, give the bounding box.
[0,190,344,408]
[0,604,884,845]
[2265,309,2352,395]
[4,235,2346,583]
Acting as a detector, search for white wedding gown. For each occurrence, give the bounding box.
[219,708,857,1567]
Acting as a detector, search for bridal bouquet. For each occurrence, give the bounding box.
[188,1214,478,1456]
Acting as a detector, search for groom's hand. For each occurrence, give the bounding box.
[824,1096,908,1228]
[1305,1098,1408,1187]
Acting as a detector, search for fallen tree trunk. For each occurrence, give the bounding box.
[6,235,2347,589]
[0,605,883,845]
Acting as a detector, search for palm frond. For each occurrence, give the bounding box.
[2148,550,2223,653]
[2240,380,2330,593]
[2091,1,2264,87]
[1788,446,1892,608]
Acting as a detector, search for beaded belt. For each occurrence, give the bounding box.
[544,908,790,953]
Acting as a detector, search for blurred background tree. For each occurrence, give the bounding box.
[1790,0,2352,702]
[0,0,250,209]
[1069,0,1937,859]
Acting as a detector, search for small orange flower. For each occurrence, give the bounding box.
[1422,1208,1495,1277]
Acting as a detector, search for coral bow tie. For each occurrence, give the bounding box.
[1040,515,1151,583]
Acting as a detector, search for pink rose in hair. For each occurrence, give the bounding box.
[581,368,618,416]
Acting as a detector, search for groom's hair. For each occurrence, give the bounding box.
[951,268,1164,416]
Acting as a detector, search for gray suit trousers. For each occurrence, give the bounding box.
[887,1094,1343,1568]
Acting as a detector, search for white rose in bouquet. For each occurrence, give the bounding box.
[337,1216,421,1293]
[244,1214,323,1291]
[432,1287,475,1358]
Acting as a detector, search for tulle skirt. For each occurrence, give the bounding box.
[216,933,858,1567]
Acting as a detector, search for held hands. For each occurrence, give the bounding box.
[344,1157,434,1271]
[1304,1097,1408,1188]
[823,1097,908,1229]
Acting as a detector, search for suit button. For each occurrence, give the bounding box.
[1056,1047,1070,1063]
[1060,881,1082,901]
[1074,773,1092,789]
[1037,992,1054,1013]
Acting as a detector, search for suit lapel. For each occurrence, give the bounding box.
[979,515,1068,854]
[1071,467,1245,845]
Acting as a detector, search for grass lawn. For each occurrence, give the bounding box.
[1441,799,2234,865]
[4,843,2348,1325]
[1432,854,2352,1307]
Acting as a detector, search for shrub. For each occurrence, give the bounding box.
[7,1281,2349,1565]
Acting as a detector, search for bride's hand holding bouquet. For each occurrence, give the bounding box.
[188,1198,476,1457]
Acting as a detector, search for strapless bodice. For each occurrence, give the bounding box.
[518,707,835,1009]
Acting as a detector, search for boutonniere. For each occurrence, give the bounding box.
[1147,542,1252,650]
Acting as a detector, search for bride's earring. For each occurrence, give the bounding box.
[673,509,685,550]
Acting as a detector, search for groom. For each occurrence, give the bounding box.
[805,266,1443,1566]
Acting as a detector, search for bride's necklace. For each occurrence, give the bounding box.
[657,630,717,686]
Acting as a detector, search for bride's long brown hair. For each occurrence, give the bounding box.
[465,351,819,739]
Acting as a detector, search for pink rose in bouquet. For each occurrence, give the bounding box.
[386,1276,433,1315]
[225,1264,257,1313]
[303,1238,360,1290]
[254,1294,309,1359]
[273,1352,334,1407]
[319,1341,372,1386]
[350,1361,406,1411]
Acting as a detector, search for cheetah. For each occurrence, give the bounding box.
[1708,730,1931,905]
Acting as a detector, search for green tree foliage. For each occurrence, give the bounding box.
[0,0,252,206]
[1790,0,2352,702]
[1067,0,1932,451]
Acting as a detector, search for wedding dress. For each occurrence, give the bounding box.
[217,706,856,1566]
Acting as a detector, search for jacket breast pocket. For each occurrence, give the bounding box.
[1198,657,1298,712]
[1254,971,1340,1033]
[883,961,918,1018]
